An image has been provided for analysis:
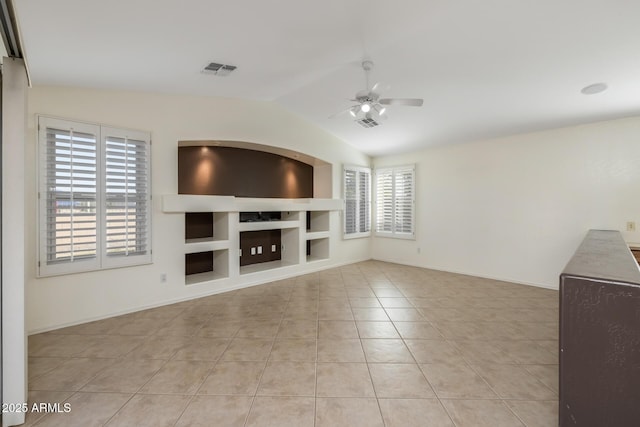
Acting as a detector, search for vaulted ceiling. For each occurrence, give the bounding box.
[14,0,640,156]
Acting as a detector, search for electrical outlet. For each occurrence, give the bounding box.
[627,221,636,232]
[160,273,167,283]
[251,247,256,255]
[417,247,421,254]
[271,244,276,252]
[257,246,263,255]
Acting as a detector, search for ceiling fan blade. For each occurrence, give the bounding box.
[370,82,390,97]
[379,98,424,107]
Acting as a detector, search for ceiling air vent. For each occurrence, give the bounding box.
[356,117,380,128]
[202,62,237,76]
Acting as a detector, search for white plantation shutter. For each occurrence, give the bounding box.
[358,171,370,233]
[394,167,414,235]
[102,128,151,267]
[343,165,371,238]
[375,169,393,233]
[344,168,357,234]
[39,118,100,275]
[374,165,415,239]
[38,117,151,276]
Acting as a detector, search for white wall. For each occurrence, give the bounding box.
[26,86,371,333]
[2,58,28,427]
[372,116,640,289]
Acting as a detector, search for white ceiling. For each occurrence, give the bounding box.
[14,0,640,156]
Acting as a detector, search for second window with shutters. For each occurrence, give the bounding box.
[343,165,371,238]
[38,116,152,276]
[374,165,415,239]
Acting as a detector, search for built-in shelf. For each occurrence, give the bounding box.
[185,270,228,286]
[163,195,342,213]
[306,231,330,241]
[162,195,342,286]
[307,210,330,232]
[184,239,230,254]
[307,237,329,262]
[238,220,300,232]
[185,249,229,285]
[240,259,297,275]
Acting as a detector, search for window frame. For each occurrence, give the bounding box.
[373,164,416,240]
[342,164,371,239]
[37,116,152,277]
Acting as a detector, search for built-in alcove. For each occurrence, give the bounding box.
[185,251,213,276]
[178,140,332,198]
[185,212,213,241]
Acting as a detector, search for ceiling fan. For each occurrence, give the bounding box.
[331,60,424,127]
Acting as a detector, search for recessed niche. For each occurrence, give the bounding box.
[185,212,229,244]
[185,249,229,285]
[240,230,281,267]
[185,212,213,241]
[307,238,329,262]
[308,211,330,232]
[185,251,213,276]
[178,146,313,198]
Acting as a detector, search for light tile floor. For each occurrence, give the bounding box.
[26,261,559,426]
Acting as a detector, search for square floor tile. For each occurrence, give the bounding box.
[269,339,317,361]
[29,358,115,391]
[523,364,559,394]
[361,339,415,363]
[440,399,524,427]
[472,363,557,400]
[172,338,230,361]
[318,321,359,339]
[316,397,384,427]
[220,338,274,361]
[349,297,382,308]
[405,339,466,364]
[105,394,190,427]
[378,298,413,308]
[175,395,252,427]
[277,320,318,339]
[369,364,435,398]
[507,400,558,427]
[256,361,316,396]
[394,322,442,339]
[352,308,390,321]
[420,363,496,398]
[82,359,166,393]
[386,308,425,321]
[198,361,265,395]
[140,360,212,394]
[245,396,314,427]
[356,321,400,339]
[316,363,375,397]
[378,399,454,427]
[33,392,131,427]
[317,339,366,362]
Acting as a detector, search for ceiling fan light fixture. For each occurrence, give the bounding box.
[375,104,386,115]
[349,108,358,118]
[361,102,371,113]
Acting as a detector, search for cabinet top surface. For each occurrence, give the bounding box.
[561,230,640,286]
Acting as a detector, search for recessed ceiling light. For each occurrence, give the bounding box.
[581,82,608,95]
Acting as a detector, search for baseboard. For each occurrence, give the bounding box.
[370,256,558,291]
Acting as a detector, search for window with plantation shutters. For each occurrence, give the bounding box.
[343,165,371,238]
[374,165,415,239]
[38,117,151,276]
[102,128,151,268]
